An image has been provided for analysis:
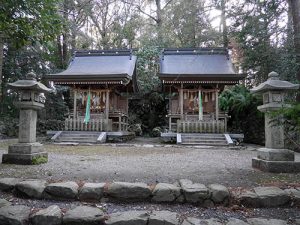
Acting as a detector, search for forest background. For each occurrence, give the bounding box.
[0,0,299,147]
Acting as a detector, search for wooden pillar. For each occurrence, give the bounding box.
[73,89,77,119]
[180,84,183,119]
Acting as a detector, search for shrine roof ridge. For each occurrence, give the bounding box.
[74,49,136,57]
[162,47,228,56]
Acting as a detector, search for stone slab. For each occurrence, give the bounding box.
[179,179,209,203]
[254,186,290,207]
[257,148,294,161]
[63,206,105,225]
[15,179,47,199]
[238,191,260,207]
[107,182,151,200]
[44,182,79,200]
[79,183,105,201]
[30,205,62,225]
[183,217,222,225]
[2,152,48,165]
[152,183,181,202]
[0,178,22,191]
[148,211,179,225]
[252,158,300,173]
[106,210,149,225]
[247,218,288,225]
[0,205,31,225]
[226,218,249,225]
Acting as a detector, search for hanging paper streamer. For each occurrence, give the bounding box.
[184,91,187,100]
[212,92,215,101]
[199,91,203,120]
[84,89,91,124]
[204,92,208,102]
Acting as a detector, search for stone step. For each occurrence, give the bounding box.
[57,139,98,143]
[182,137,225,140]
[181,133,224,136]
[58,136,99,139]
[180,142,228,146]
[182,139,227,143]
[60,134,100,137]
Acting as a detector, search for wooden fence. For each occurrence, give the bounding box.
[177,120,225,133]
[64,118,112,131]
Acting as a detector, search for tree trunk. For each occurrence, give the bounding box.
[289,0,300,101]
[220,0,228,48]
[0,33,4,101]
[155,0,163,43]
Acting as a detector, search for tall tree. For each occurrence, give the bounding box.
[0,0,62,98]
[288,0,300,101]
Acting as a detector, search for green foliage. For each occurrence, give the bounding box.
[32,156,48,165]
[136,46,161,93]
[129,92,167,134]
[219,85,264,144]
[0,0,62,47]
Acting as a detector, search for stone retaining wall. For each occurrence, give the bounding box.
[0,203,296,225]
[0,178,299,208]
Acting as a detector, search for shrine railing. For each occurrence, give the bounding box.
[177,120,225,133]
[64,118,112,131]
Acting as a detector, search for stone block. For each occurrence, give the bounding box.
[30,205,62,225]
[148,211,179,225]
[44,182,78,200]
[106,210,149,225]
[257,148,294,161]
[179,179,209,203]
[183,217,222,225]
[247,218,288,225]
[78,183,105,201]
[107,182,151,200]
[7,142,44,154]
[252,158,300,173]
[226,218,248,225]
[239,191,260,207]
[0,205,31,225]
[208,184,230,204]
[152,183,181,202]
[63,206,106,225]
[284,188,300,205]
[254,186,290,207]
[0,178,22,192]
[2,151,48,165]
[0,199,11,208]
[15,179,47,199]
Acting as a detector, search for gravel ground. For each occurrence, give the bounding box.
[0,139,299,187]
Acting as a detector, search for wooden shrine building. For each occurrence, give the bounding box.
[159,48,245,133]
[46,49,137,132]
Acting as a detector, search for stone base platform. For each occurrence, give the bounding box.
[2,143,48,165]
[252,158,300,173]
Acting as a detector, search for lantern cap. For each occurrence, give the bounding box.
[251,71,299,94]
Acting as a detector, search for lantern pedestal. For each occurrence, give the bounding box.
[250,71,300,173]
[2,143,48,165]
[2,72,51,165]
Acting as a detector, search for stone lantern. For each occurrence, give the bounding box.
[2,72,51,165]
[251,71,300,172]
